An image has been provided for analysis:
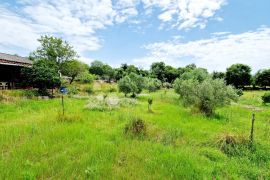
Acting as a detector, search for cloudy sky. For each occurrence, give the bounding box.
[1,0,270,72]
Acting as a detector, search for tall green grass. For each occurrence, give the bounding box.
[0,89,269,179]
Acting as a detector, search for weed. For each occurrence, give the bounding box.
[124,118,147,138]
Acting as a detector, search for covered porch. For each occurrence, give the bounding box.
[0,64,23,89]
[0,53,33,89]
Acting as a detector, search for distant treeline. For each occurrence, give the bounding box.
[89,61,270,90]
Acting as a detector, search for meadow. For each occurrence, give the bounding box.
[0,83,269,179]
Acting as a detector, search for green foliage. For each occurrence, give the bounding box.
[236,89,244,97]
[255,69,270,88]
[164,65,179,83]
[174,70,238,116]
[212,71,225,79]
[21,59,61,92]
[150,62,166,82]
[22,90,40,98]
[76,72,95,83]
[118,73,144,97]
[225,64,252,88]
[89,60,105,76]
[163,82,172,89]
[67,86,79,95]
[60,60,88,84]
[31,35,77,65]
[144,77,162,92]
[84,85,94,94]
[262,92,270,104]
[89,60,115,81]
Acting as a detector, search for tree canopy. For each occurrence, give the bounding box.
[174,69,238,116]
[255,69,270,88]
[60,60,88,84]
[31,35,77,65]
[225,64,252,88]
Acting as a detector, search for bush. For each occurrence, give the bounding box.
[76,72,95,83]
[236,89,244,97]
[68,86,79,95]
[23,90,39,98]
[144,77,162,92]
[262,92,270,104]
[124,118,146,138]
[174,70,238,116]
[163,82,172,89]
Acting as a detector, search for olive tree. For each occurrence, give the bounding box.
[173,70,238,116]
[118,73,144,97]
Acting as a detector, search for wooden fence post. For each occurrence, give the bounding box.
[249,113,255,146]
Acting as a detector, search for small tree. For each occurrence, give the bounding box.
[76,72,95,83]
[60,60,87,84]
[21,59,61,95]
[118,73,144,97]
[144,77,162,92]
[174,70,238,116]
[148,97,153,112]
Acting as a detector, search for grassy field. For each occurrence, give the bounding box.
[0,86,270,179]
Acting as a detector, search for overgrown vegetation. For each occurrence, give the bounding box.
[0,87,269,179]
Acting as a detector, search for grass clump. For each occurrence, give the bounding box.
[124,118,147,138]
[160,129,184,146]
[56,112,82,123]
[216,134,250,157]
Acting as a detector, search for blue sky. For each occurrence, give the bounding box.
[0,0,270,72]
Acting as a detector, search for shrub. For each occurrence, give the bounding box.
[23,90,39,98]
[76,72,95,83]
[124,118,146,138]
[262,92,270,104]
[163,82,172,89]
[174,70,238,116]
[144,77,162,92]
[236,89,244,97]
[68,86,79,95]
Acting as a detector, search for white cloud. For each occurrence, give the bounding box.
[0,0,227,62]
[133,27,270,73]
[142,0,227,30]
